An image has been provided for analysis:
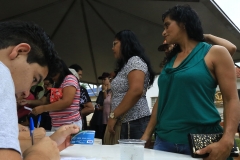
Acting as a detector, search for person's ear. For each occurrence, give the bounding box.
[9,43,31,60]
[180,23,186,30]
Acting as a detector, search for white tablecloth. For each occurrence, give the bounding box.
[60,145,202,160]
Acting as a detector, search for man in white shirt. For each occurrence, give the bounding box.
[0,21,80,160]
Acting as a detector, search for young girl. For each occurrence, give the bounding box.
[32,60,81,131]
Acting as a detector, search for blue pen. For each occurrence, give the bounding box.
[29,117,34,145]
[37,115,41,128]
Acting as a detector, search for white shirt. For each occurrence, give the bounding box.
[0,61,21,153]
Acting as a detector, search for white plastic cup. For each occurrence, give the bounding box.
[118,139,146,160]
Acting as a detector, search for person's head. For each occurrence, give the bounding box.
[162,5,204,45]
[112,30,145,61]
[112,30,155,86]
[0,21,60,94]
[98,72,111,85]
[15,91,30,102]
[69,68,80,80]
[43,78,54,91]
[52,59,73,88]
[69,64,83,80]
[160,5,205,66]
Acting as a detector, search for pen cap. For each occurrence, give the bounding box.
[38,115,41,123]
[30,117,34,131]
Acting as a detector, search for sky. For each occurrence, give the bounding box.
[214,0,240,28]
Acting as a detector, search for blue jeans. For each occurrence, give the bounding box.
[154,136,233,160]
[120,116,150,139]
[153,136,191,155]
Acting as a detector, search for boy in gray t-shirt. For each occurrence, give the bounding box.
[0,62,21,153]
[0,21,80,160]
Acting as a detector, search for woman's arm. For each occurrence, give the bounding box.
[141,99,158,141]
[43,86,76,112]
[112,70,145,118]
[197,45,240,159]
[211,46,240,140]
[32,86,77,115]
[81,102,94,116]
[213,46,240,142]
[204,34,237,56]
[107,69,145,134]
[20,96,48,106]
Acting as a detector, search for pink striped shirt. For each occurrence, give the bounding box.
[50,75,81,127]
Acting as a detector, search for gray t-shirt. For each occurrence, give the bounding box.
[111,56,151,123]
[0,62,21,153]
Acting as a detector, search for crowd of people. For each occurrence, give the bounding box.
[0,4,240,160]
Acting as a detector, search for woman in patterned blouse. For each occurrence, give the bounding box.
[32,60,82,131]
[107,30,155,140]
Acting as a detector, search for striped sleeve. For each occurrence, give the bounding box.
[61,75,79,89]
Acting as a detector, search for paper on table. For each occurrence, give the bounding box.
[61,157,101,160]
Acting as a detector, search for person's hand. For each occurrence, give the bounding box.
[203,34,211,43]
[18,123,29,132]
[141,133,154,149]
[19,127,46,139]
[141,133,150,142]
[96,105,103,111]
[18,99,28,106]
[195,139,233,160]
[32,106,44,116]
[23,137,59,160]
[50,124,80,151]
[102,84,107,91]
[95,104,100,110]
[107,118,117,134]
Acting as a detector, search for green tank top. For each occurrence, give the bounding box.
[156,42,223,144]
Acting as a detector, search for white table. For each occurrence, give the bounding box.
[60,145,202,160]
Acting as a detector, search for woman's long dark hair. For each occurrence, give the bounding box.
[161,5,205,66]
[54,59,74,88]
[114,30,155,86]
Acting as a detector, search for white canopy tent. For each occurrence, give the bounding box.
[0,0,239,84]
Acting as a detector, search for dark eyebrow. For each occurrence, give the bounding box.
[164,22,169,26]
[37,74,43,85]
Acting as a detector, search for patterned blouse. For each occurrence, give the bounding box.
[111,56,151,123]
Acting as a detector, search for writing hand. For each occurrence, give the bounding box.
[50,124,80,151]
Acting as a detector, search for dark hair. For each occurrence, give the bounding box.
[44,77,54,85]
[0,21,61,77]
[161,5,205,64]
[69,64,83,72]
[33,86,43,98]
[54,60,74,88]
[114,30,155,86]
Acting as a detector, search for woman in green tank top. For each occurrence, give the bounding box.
[141,5,240,160]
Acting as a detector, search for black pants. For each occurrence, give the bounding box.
[120,116,150,139]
